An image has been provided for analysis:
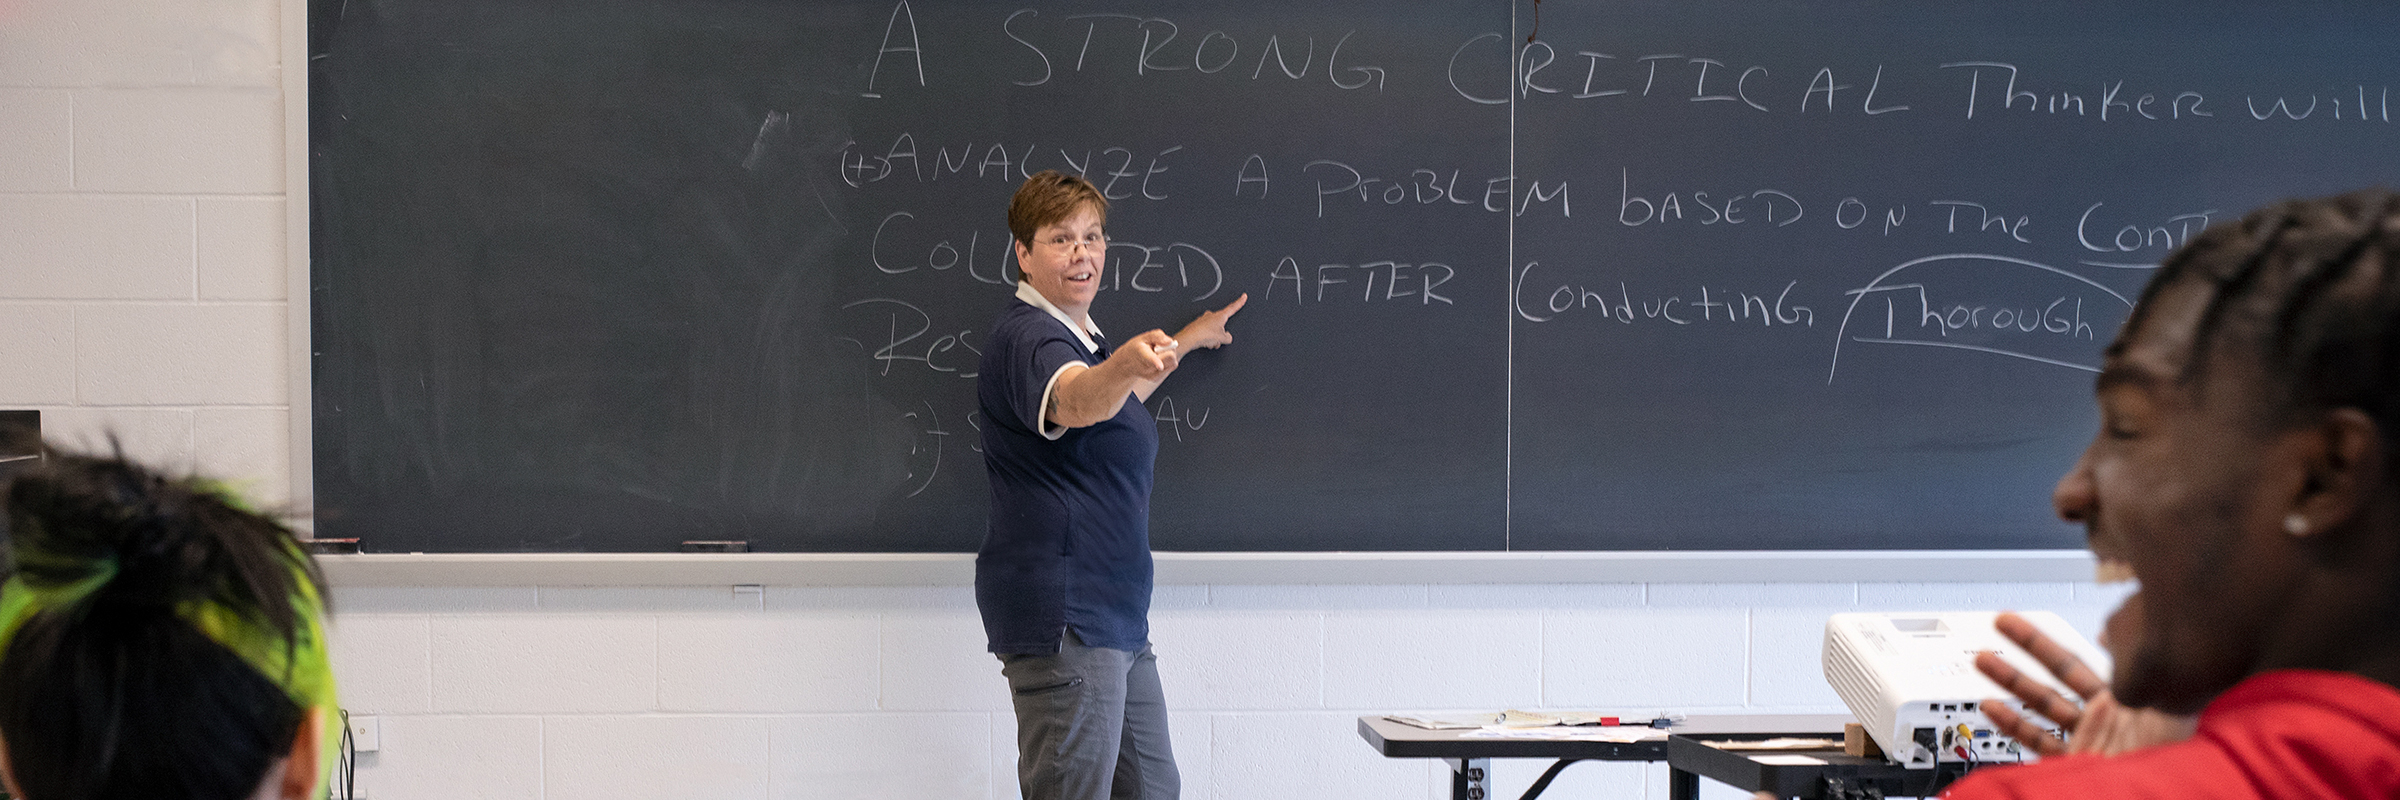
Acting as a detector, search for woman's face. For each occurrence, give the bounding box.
[1014,204,1108,320]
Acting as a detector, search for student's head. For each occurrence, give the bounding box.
[0,441,337,800]
[1008,171,1112,315]
[2056,189,2400,713]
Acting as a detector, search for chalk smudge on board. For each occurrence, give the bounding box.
[742,110,791,171]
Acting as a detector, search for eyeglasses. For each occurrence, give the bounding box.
[1041,232,1108,253]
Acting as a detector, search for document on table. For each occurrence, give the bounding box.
[1463,725,1669,743]
[1384,714,1500,730]
[1384,709,1680,741]
[1753,754,1830,766]
[1694,738,1844,751]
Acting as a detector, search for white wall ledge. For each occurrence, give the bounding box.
[317,549,2096,587]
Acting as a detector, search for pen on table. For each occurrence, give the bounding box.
[1379,713,1682,731]
[1596,716,1681,728]
[1528,715,1681,728]
[1481,711,1687,728]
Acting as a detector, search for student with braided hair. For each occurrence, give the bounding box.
[1917,189,2400,798]
[0,441,338,800]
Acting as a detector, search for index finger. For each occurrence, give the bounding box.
[1994,612,2108,700]
[1217,293,1249,317]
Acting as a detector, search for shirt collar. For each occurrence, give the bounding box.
[1015,281,1105,354]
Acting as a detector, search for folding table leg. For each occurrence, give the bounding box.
[1444,757,1491,800]
[1669,766,1701,800]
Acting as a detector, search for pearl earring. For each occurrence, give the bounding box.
[2284,513,2309,536]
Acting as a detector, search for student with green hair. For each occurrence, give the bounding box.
[0,442,339,800]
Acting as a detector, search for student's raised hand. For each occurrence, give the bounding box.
[1174,293,1247,351]
[1974,611,2196,757]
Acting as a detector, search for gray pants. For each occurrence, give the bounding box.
[999,630,1179,800]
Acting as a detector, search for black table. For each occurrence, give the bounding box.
[1358,713,1853,800]
[1667,733,1981,799]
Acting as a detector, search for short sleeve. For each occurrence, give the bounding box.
[986,311,1095,439]
[1026,342,1086,440]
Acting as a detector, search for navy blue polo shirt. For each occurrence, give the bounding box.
[975,287,1159,655]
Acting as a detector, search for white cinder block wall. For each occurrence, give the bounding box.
[0,2,2132,799]
[0,0,292,501]
[319,582,2131,800]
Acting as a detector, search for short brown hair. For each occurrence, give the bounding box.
[1008,170,1108,250]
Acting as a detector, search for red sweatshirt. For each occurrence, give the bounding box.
[1945,670,2400,799]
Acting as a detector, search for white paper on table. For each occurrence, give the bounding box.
[1752,754,1830,766]
[1464,726,1668,743]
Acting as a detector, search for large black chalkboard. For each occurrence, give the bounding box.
[310,0,2400,553]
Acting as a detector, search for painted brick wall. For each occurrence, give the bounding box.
[0,0,292,503]
[0,3,2130,798]
[323,582,2131,800]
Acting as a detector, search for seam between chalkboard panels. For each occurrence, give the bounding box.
[1504,4,1517,552]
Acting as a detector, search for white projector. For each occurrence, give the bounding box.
[1822,611,2106,768]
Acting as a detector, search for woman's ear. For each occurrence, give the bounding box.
[275,708,327,800]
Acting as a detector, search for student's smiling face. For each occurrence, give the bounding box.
[1015,204,1107,321]
[2054,279,2315,713]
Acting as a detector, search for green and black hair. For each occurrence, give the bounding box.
[0,438,337,800]
[2131,189,2400,439]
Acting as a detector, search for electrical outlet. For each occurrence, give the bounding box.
[347,714,381,752]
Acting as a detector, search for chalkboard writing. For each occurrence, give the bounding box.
[310,0,2400,552]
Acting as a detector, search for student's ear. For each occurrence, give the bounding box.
[0,732,26,800]
[2291,407,2384,544]
[277,708,326,800]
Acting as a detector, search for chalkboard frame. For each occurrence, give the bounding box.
[280,0,2130,575]
[316,550,2097,587]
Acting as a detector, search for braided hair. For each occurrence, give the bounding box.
[2133,189,2400,449]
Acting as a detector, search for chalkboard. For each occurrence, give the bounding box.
[0,411,36,486]
[309,0,2400,553]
